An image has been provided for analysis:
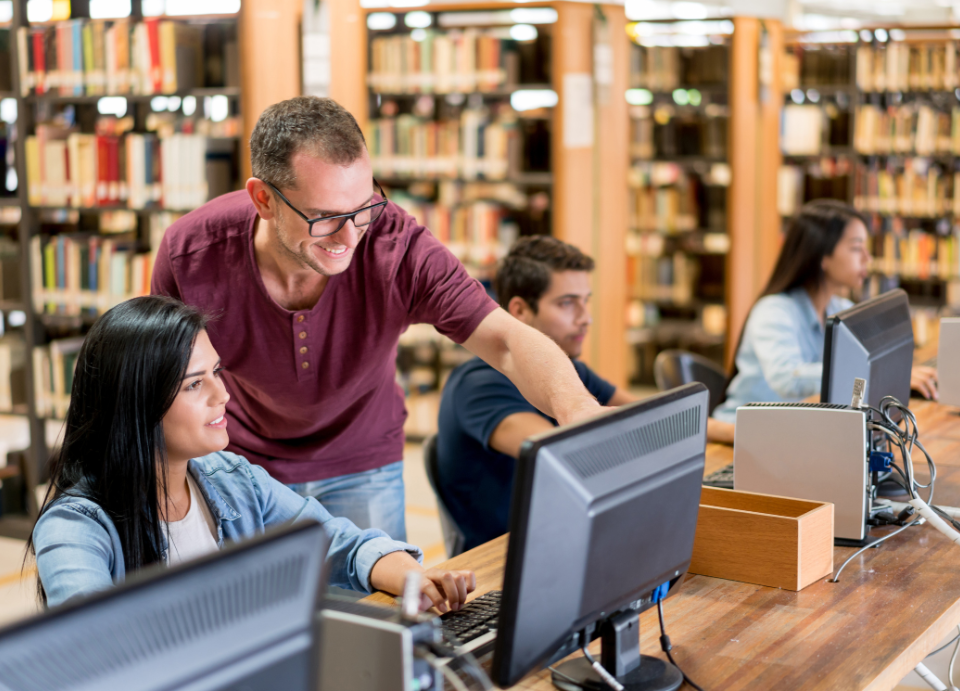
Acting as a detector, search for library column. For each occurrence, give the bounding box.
[239,0,304,180]
[329,0,368,129]
[553,2,628,389]
[726,16,784,367]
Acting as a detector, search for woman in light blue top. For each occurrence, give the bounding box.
[27,295,475,610]
[714,200,937,423]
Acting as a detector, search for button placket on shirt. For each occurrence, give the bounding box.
[294,312,313,378]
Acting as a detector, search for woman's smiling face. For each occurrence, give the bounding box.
[161,330,230,463]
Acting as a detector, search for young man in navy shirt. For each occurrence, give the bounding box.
[435,237,633,551]
[436,236,735,550]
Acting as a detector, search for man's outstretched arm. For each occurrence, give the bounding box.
[462,308,603,427]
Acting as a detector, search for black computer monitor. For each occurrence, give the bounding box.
[491,383,709,690]
[821,288,914,409]
[0,521,328,691]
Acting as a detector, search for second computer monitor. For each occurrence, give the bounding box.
[0,521,328,691]
[491,383,709,689]
[821,288,913,409]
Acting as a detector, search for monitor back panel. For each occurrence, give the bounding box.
[822,290,913,409]
[493,385,708,687]
[734,405,868,541]
[939,318,960,407]
[0,523,327,691]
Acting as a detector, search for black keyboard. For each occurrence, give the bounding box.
[703,462,734,489]
[440,590,501,646]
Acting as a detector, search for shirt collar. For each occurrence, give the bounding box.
[789,286,826,334]
[188,460,242,522]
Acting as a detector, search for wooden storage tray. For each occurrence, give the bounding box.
[688,487,834,591]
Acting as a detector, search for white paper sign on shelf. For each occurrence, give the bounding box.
[563,73,594,149]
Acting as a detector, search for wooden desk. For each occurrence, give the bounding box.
[367,398,960,690]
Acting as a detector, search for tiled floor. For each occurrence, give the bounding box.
[0,442,951,690]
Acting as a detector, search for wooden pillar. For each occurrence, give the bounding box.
[726,17,760,368]
[549,2,624,386]
[594,5,629,389]
[757,20,785,293]
[552,1,594,255]
[550,2,627,386]
[726,17,785,367]
[329,0,369,129]
[239,0,303,180]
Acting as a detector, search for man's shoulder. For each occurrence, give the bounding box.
[447,357,514,391]
[571,358,597,381]
[163,190,256,260]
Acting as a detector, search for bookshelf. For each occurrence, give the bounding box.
[625,17,785,382]
[781,27,960,328]
[0,0,251,536]
[336,0,628,424]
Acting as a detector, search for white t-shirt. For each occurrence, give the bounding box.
[164,474,219,566]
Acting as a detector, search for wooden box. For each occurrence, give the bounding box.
[688,487,834,591]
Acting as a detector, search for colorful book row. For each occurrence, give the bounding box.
[856,42,960,94]
[853,104,960,156]
[368,30,519,94]
[367,111,520,181]
[391,191,519,271]
[16,18,238,97]
[26,126,211,210]
[29,212,178,316]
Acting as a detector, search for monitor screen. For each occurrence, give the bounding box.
[0,521,328,691]
[491,383,709,688]
[821,288,913,409]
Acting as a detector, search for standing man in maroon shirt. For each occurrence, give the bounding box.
[152,96,604,541]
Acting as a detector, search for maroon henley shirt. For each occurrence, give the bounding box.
[151,190,498,484]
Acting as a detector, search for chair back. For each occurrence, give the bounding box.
[423,435,467,558]
[653,349,727,414]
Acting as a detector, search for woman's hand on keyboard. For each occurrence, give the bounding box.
[420,568,477,613]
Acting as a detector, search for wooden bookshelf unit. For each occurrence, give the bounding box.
[782,26,960,341]
[0,0,255,535]
[336,0,629,401]
[626,16,784,381]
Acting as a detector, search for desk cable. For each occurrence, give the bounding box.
[657,600,705,691]
[831,393,960,583]
[950,625,960,691]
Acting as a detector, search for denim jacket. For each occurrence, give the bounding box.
[713,288,853,423]
[32,451,422,608]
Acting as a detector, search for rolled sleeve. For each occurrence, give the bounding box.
[249,464,421,593]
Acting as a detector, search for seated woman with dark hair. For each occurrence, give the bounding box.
[28,295,474,610]
[714,199,937,422]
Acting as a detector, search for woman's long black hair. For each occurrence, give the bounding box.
[26,296,209,604]
[723,199,869,391]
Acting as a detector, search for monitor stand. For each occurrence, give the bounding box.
[551,611,683,691]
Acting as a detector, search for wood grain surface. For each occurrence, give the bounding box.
[364,397,960,690]
[689,488,834,591]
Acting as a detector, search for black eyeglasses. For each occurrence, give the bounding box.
[263,179,388,238]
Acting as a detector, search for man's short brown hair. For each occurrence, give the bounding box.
[250,96,367,190]
[494,235,595,313]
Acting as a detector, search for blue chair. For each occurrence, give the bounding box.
[422,435,466,558]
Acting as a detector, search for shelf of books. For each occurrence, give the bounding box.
[780,27,960,344]
[0,0,245,534]
[364,4,557,437]
[624,19,732,385]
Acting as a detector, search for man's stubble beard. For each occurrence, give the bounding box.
[274,207,332,277]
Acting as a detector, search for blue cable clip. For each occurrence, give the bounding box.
[651,582,670,604]
[869,451,893,473]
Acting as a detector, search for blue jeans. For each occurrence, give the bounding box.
[288,460,407,542]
